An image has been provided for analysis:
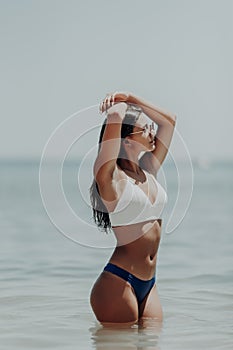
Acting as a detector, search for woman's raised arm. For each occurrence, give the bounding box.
[94,101,127,184]
[128,94,176,175]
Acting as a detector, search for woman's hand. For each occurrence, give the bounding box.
[99,91,130,114]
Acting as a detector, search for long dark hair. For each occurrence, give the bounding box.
[89,105,141,233]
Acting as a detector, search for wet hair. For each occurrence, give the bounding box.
[89,105,141,233]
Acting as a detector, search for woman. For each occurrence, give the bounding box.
[90,92,176,325]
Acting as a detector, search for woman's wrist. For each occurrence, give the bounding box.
[107,102,127,121]
[127,93,144,107]
[127,93,136,104]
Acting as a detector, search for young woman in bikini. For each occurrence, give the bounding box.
[90,92,176,325]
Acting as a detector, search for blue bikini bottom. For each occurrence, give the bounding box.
[103,263,156,305]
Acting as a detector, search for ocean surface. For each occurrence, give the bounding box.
[0,158,232,349]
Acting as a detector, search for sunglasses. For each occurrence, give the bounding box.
[129,122,155,136]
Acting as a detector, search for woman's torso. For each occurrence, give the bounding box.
[104,167,167,280]
[110,219,162,280]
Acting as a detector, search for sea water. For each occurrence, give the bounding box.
[0,159,232,349]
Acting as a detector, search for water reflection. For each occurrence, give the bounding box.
[90,319,162,350]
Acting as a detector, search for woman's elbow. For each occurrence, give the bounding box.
[170,114,177,126]
[163,113,177,127]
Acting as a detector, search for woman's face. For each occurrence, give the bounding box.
[127,114,156,152]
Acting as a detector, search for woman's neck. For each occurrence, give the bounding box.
[118,148,141,172]
[118,159,140,173]
[117,159,146,184]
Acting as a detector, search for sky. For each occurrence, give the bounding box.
[0,0,232,162]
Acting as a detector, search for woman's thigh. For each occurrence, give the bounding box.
[139,284,163,321]
[90,272,138,324]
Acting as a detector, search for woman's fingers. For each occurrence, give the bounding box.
[106,95,112,110]
[99,91,124,114]
[99,95,109,114]
[99,100,104,114]
[99,93,111,114]
[112,92,117,104]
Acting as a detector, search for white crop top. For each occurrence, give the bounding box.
[109,171,167,227]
